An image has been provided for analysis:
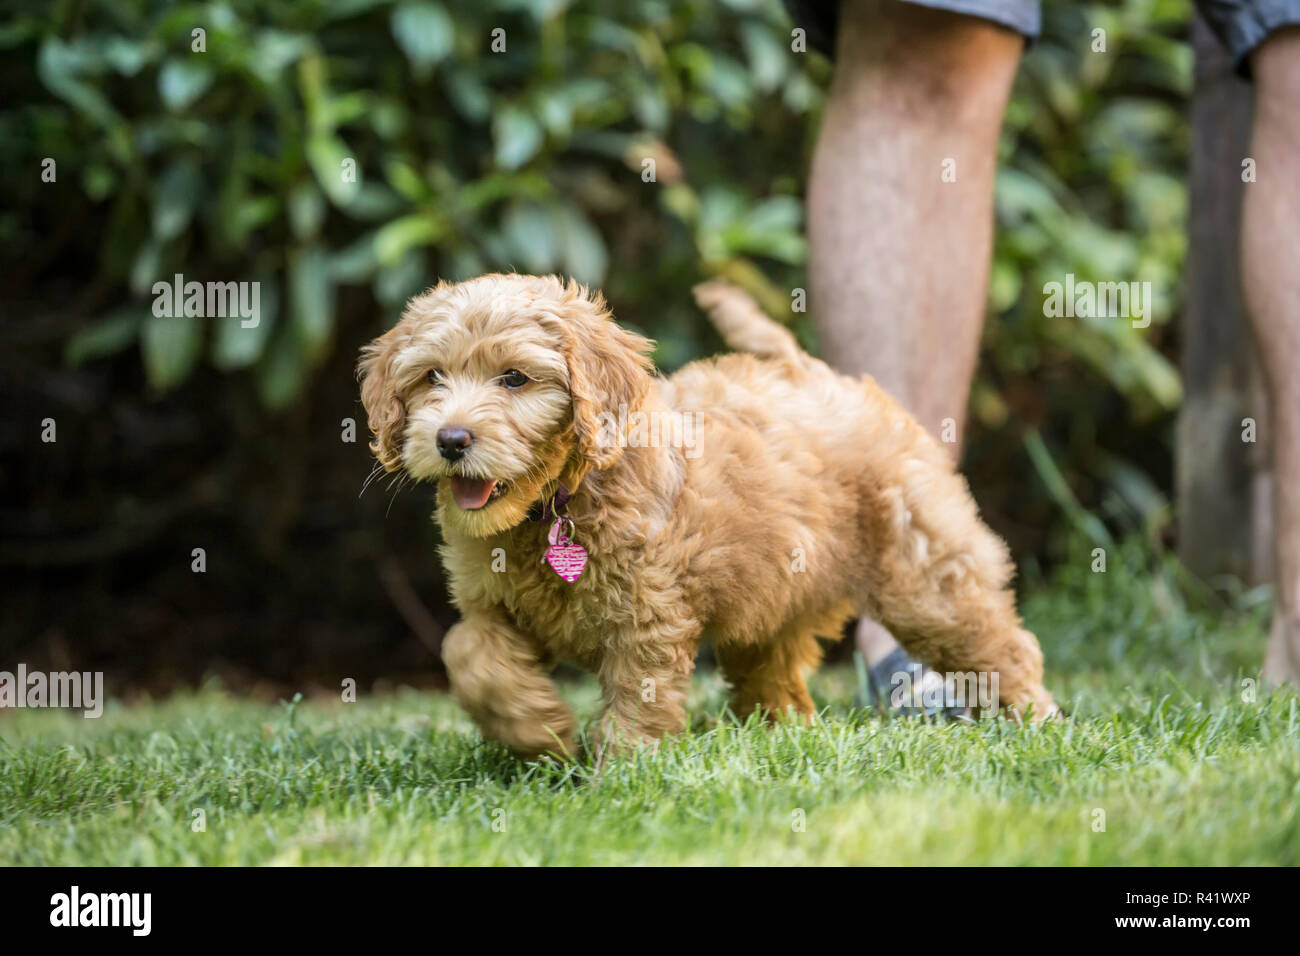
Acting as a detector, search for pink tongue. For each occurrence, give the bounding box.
[450,476,496,510]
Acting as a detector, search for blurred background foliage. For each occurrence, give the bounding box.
[3,0,1193,689]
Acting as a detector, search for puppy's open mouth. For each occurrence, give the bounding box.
[449,476,509,510]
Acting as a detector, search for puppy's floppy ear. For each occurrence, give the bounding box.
[357,324,408,472]
[551,282,654,471]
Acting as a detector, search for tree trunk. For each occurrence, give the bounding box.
[1177,14,1273,587]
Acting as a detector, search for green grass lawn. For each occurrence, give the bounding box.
[3,540,1298,865]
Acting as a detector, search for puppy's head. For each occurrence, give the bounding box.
[358,273,653,537]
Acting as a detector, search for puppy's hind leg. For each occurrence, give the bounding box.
[860,484,1058,720]
[717,627,824,724]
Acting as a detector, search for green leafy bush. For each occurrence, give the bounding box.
[4,0,1191,552]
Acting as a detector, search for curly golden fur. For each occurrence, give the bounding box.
[359,273,1056,758]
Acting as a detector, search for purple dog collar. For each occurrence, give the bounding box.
[526,485,571,523]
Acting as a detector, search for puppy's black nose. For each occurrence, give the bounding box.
[436,426,473,461]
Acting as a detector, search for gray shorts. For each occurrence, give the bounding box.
[788,0,1300,77]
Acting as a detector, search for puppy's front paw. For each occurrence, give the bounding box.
[442,617,578,760]
[501,717,578,762]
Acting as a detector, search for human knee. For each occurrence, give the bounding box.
[832,0,1023,110]
[1251,25,1300,101]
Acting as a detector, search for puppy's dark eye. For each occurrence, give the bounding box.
[427,369,444,386]
[500,369,529,389]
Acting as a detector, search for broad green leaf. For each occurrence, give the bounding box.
[104,36,156,76]
[307,133,360,206]
[703,56,752,109]
[550,205,607,285]
[158,59,213,110]
[989,259,1022,313]
[383,158,430,203]
[289,182,326,239]
[633,89,669,134]
[493,108,543,170]
[141,315,204,391]
[290,246,335,365]
[391,3,454,76]
[256,324,307,410]
[502,204,558,273]
[37,38,120,129]
[996,168,1064,222]
[152,161,202,241]
[536,92,573,139]
[739,20,787,92]
[129,240,165,298]
[65,309,145,366]
[744,196,802,235]
[251,30,313,82]
[212,279,278,371]
[374,215,442,266]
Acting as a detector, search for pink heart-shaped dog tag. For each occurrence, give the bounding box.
[545,543,588,582]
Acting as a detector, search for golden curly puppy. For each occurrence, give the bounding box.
[359,273,1056,758]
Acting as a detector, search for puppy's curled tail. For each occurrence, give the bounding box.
[693,279,807,371]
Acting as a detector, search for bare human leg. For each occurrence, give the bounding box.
[1242,26,1300,685]
[806,0,1022,668]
